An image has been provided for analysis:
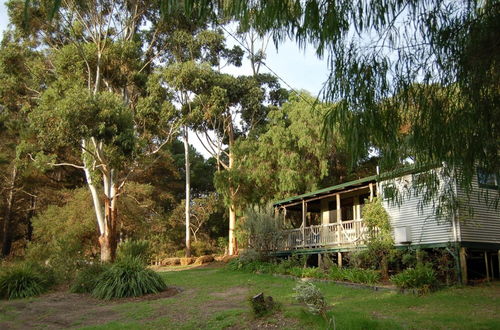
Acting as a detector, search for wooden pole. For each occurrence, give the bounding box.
[369,183,374,201]
[485,251,490,281]
[459,247,468,284]
[302,200,306,248]
[336,194,341,245]
[490,253,495,279]
[337,252,342,268]
[498,250,500,280]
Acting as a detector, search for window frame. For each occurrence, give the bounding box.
[477,168,499,189]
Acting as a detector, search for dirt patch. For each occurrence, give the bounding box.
[0,287,181,329]
[210,286,249,299]
[229,312,301,330]
[111,286,182,303]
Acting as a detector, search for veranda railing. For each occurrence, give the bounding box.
[280,220,367,250]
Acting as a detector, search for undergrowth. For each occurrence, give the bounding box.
[228,257,381,285]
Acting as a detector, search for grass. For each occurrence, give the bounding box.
[1,265,499,329]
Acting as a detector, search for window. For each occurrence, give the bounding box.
[477,168,499,189]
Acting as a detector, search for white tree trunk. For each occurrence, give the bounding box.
[183,126,191,257]
[82,139,105,234]
[227,122,237,256]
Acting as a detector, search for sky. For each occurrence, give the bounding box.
[0,1,330,158]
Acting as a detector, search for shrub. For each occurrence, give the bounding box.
[70,263,109,294]
[391,264,438,294]
[328,266,380,284]
[293,281,328,317]
[191,240,215,256]
[117,240,150,264]
[328,265,345,281]
[0,263,53,299]
[92,257,166,300]
[238,249,262,264]
[249,292,278,317]
[348,249,373,269]
[302,267,326,279]
[236,207,283,258]
[343,268,381,284]
[287,267,305,278]
[275,255,306,275]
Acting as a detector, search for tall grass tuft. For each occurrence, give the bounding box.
[92,257,166,300]
[0,263,53,299]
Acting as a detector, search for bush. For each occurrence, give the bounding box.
[391,264,438,294]
[249,293,278,317]
[191,240,215,256]
[238,249,262,264]
[0,262,53,299]
[92,257,167,300]
[70,263,109,294]
[117,240,150,264]
[293,281,328,316]
[302,267,326,279]
[328,265,344,281]
[343,268,380,284]
[237,207,283,258]
[25,189,99,283]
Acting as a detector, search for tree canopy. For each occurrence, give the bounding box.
[158,0,499,195]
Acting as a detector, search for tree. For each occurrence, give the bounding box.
[159,27,243,257]
[9,0,181,262]
[189,72,287,255]
[232,91,359,206]
[0,29,82,257]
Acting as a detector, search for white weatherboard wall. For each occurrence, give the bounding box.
[380,172,455,246]
[457,175,500,244]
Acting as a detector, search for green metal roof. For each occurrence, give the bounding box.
[273,175,377,206]
[272,163,438,207]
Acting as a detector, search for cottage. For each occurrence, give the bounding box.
[273,166,500,283]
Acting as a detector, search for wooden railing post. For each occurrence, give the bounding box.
[336,194,341,245]
[302,200,306,248]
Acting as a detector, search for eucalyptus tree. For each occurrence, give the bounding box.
[191,72,288,255]
[159,27,242,257]
[8,0,182,262]
[233,91,352,206]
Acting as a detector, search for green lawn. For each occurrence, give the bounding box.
[1,265,499,329]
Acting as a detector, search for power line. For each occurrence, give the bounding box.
[218,24,317,107]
